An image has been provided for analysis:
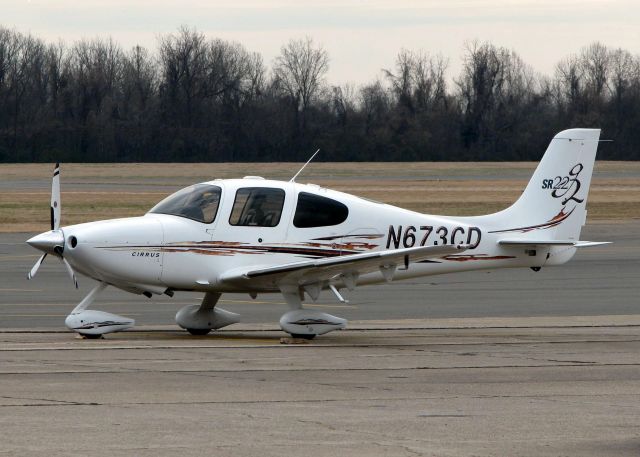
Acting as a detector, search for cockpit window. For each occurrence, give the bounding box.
[294,192,349,228]
[149,184,221,223]
[229,187,285,227]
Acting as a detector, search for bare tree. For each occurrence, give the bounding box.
[383,49,414,112]
[359,80,390,135]
[384,49,449,114]
[456,41,507,148]
[158,26,207,127]
[0,27,20,95]
[580,42,610,101]
[609,48,635,101]
[607,48,640,133]
[0,28,21,145]
[68,38,124,119]
[332,83,356,128]
[204,39,264,107]
[122,45,156,115]
[273,36,329,132]
[455,41,540,158]
[246,52,265,98]
[413,53,448,111]
[45,41,66,118]
[555,54,584,112]
[2,31,48,152]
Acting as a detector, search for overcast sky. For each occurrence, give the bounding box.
[3,0,639,85]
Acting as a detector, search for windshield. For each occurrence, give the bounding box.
[149,184,221,223]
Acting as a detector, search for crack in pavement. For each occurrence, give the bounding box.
[3,337,640,352]
[372,441,425,456]
[0,395,98,406]
[1,392,636,408]
[2,361,638,375]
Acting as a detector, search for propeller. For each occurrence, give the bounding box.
[27,253,47,280]
[26,163,79,288]
[61,257,79,288]
[51,162,61,230]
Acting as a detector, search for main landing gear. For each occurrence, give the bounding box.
[177,286,347,340]
[278,285,347,339]
[175,292,240,335]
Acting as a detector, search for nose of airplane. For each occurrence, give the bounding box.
[27,230,65,256]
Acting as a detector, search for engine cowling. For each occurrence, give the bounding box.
[65,310,134,335]
[175,304,240,331]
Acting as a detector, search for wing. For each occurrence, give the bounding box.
[220,244,469,290]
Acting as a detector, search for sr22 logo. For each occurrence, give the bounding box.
[541,163,584,204]
[386,225,482,250]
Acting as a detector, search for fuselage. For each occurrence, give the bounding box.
[56,176,566,297]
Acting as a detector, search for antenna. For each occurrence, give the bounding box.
[290,149,320,182]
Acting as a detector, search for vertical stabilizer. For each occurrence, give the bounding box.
[489,128,601,241]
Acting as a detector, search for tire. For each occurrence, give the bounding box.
[79,333,103,339]
[290,333,316,340]
[187,328,211,336]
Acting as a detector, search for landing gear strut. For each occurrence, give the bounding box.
[278,285,346,338]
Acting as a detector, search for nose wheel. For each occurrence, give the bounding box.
[64,283,135,337]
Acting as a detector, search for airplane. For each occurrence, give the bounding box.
[26,128,610,339]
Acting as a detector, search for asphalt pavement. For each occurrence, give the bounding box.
[2,320,640,456]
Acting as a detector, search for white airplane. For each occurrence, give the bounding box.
[26,128,609,339]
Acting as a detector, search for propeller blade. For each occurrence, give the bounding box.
[61,257,78,289]
[27,253,47,280]
[51,163,61,230]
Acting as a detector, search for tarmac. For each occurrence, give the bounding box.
[1,318,640,457]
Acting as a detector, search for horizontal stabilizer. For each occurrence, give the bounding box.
[573,241,612,248]
[498,239,611,248]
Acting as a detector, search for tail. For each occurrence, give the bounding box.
[484,128,601,242]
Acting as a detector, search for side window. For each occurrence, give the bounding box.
[294,192,349,228]
[229,187,285,227]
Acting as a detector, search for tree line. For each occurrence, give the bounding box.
[0,25,638,163]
